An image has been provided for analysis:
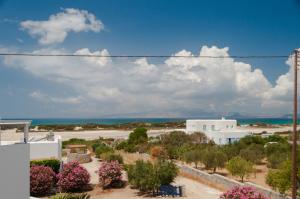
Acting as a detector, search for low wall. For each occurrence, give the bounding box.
[30,141,60,160]
[0,144,30,199]
[177,164,289,199]
[29,136,62,160]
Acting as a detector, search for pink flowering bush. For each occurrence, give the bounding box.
[30,165,56,196]
[98,161,123,188]
[57,161,90,192]
[220,186,269,199]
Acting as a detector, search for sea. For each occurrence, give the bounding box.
[2,118,296,126]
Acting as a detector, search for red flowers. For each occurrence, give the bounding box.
[220,186,269,199]
[30,165,56,196]
[98,161,122,188]
[57,161,90,192]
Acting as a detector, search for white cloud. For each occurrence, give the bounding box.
[261,54,297,113]
[30,91,81,104]
[1,45,294,117]
[20,8,104,45]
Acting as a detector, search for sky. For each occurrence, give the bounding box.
[1,0,300,118]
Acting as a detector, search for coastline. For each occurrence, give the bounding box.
[0,125,296,141]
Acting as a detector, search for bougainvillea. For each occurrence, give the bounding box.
[98,161,122,188]
[220,186,269,199]
[30,165,56,196]
[57,161,90,192]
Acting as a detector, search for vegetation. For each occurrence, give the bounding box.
[34,121,185,131]
[183,149,202,168]
[128,127,148,145]
[226,157,253,182]
[239,144,264,164]
[220,186,269,199]
[126,159,178,194]
[150,146,167,159]
[101,152,124,164]
[202,146,227,172]
[30,159,61,173]
[30,166,56,196]
[50,193,90,199]
[98,161,123,188]
[62,138,87,149]
[57,161,90,192]
[95,144,113,158]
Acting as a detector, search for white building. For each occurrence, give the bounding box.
[0,120,31,199]
[186,117,251,145]
[0,120,62,199]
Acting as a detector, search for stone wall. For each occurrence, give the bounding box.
[177,164,290,199]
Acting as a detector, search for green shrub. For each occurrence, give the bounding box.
[155,160,178,185]
[92,142,106,152]
[265,142,290,157]
[95,145,113,158]
[30,159,61,173]
[62,138,87,149]
[101,152,123,164]
[127,159,178,194]
[50,193,90,199]
[161,131,191,148]
[263,135,287,143]
[123,142,137,153]
[128,127,148,145]
[267,152,289,169]
[116,141,128,150]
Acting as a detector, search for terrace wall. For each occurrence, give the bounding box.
[177,163,290,199]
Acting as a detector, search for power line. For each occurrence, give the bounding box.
[0,53,290,59]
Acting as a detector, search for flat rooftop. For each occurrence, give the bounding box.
[186,119,236,122]
[0,120,31,125]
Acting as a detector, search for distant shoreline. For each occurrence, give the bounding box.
[1,117,297,126]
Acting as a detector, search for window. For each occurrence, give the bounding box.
[203,125,207,131]
[211,125,215,131]
[226,125,229,128]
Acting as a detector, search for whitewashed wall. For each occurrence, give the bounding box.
[0,144,30,199]
[29,136,62,160]
[186,119,237,133]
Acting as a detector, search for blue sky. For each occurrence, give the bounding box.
[0,0,300,118]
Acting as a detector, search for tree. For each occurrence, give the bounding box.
[266,161,292,194]
[155,160,178,185]
[239,135,265,146]
[267,151,289,169]
[239,144,265,164]
[189,132,208,143]
[184,149,202,168]
[127,160,159,193]
[126,160,178,195]
[226,157,253,182]
[128,127,148,145]
[161,131,191,147]
[202,147,227,173]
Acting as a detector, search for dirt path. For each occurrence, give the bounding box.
[80,154,221,199]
